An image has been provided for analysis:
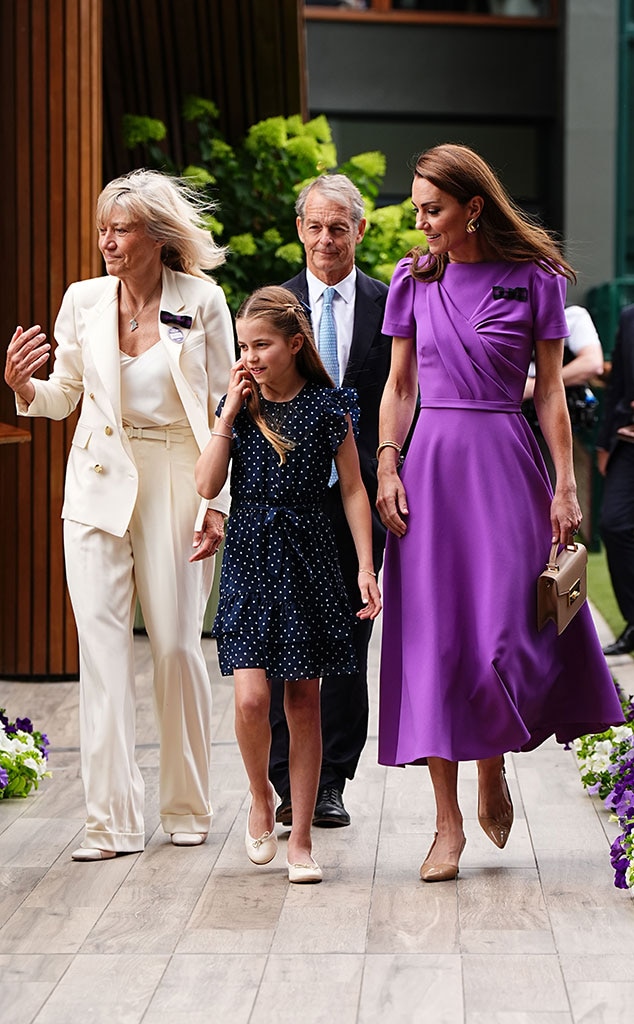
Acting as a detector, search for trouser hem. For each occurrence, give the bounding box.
[161,811,213,834]
[83,828,145,853]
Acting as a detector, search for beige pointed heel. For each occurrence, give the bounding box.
[419,833,466,882]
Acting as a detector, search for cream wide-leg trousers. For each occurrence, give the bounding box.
[64,428,215,852]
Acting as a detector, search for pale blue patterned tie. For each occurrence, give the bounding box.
[319,287,340,486]
[319,287,340,385]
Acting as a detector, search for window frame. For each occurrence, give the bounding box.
[304,1,560,28]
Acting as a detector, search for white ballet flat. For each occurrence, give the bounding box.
[171,832,208,846]
[71,847,117,862]
[286,858,323,884]
[245,796,278,865]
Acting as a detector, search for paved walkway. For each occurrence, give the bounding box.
[1,606,633,1024]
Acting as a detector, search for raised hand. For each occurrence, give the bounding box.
[5,325,51,404]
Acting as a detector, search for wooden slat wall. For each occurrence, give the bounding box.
[0,0,303,679]
[102,0,306,181]
[0,0,102,678]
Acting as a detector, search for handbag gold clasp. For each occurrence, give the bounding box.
[568,579,581,605]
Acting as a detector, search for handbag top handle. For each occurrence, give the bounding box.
[546,541,579,572]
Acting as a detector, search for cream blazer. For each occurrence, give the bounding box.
[17,266,235,536]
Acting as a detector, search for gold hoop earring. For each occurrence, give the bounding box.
[466,218,479,234]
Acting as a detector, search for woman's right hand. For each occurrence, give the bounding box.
[4,325,50,404]
[376,466,409,537]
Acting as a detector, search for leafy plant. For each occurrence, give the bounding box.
[123,99,421,311]
[574,684,634,888]
[0,709,51,799]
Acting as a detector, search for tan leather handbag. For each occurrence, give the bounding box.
[537,541,587,635]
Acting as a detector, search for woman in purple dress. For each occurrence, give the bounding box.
[376,144,624,882]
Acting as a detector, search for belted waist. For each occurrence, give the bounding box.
[236,502,322,513]
[234,502,323,579]
[123,425,193,443]
[419,399,522,413]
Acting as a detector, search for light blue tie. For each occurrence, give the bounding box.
[319,287,340,485]
[319,287,340,385]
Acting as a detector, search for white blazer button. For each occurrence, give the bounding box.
[89,393,95,400]
[93,464,104,474]
[104,426,112,436]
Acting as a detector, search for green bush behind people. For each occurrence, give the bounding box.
[123,99,422,312]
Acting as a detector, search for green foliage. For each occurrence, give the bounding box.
[123,99,423,311]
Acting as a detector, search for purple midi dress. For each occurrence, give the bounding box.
[378,257,624,766]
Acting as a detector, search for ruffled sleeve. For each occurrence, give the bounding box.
[382,258,417,339]
[531,267,569,342]
[324,386,360,454]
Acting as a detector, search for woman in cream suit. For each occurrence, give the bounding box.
[4,170,235,860]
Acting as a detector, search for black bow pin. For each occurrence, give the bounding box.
[160,311,193,329]
[492,286,528,302]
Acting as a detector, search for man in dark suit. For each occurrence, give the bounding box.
[269,173,391,826]
[597,303,634,655]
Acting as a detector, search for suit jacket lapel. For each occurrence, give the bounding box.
[344,271,383,386]
[159,267,211,451]
[80,278,121,423]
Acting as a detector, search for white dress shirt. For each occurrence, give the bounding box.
[306,266,357,381]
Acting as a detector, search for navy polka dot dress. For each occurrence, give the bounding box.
[212,381,360,681]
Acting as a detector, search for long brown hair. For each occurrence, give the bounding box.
[408,143,576,284]
[236,286,333,464]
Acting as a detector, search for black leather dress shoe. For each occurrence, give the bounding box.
[603,624,634,656]
[313,785,351,828]
[275,794,292,827]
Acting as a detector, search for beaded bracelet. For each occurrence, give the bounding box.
[376,440,402,459]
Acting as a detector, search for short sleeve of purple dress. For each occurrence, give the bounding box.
[378,258,624,766]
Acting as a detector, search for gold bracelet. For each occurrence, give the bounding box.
[219,413,234,427]
[376,440,402,459]
[358,568,376,577]
[211,431,232,439]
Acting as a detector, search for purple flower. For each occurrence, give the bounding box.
[610,835,631,888]
[15,717,33,733]
[0,767,8,789]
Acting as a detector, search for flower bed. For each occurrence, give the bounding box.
[0,708,51,799]
[574,686,634,889]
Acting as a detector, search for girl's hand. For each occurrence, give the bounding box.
[357,571,382,620]
[222,358,253,422]
[550,488,582,547]
[5,325,50,401]
[376,467,409,537]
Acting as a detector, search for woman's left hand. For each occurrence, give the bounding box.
[550,489,582,547]
[190,508,225,562]
[356,573,382,620]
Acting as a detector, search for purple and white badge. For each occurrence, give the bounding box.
[168,326,185,343]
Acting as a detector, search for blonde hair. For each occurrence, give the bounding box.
[236,285,334,464]
[409,143,576,284]
[96,169,226,279]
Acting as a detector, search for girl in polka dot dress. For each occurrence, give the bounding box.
[195,286,381,883]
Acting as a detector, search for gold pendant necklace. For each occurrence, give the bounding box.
[123,279,161,332]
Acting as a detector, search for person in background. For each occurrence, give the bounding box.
[523,304,603,479]
[376,142,624,882]
[597,304,634,655]
[269,174,392,829]
[4,170,234,860]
